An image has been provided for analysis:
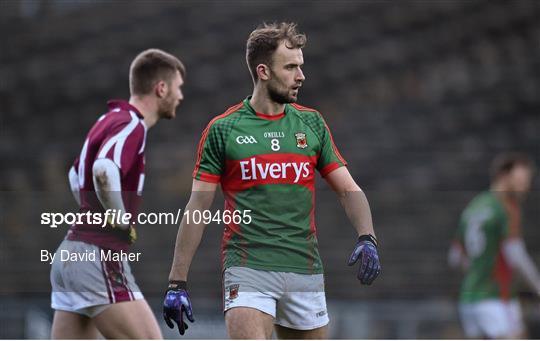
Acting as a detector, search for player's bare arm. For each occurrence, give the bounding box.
[502,237,540,296]
[325,166,381,285]
[447,240,469,272]
[325,166,375,237]
[168,179,218,281]
[163,179,217,335]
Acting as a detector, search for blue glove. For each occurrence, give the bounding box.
[163,281,195,335]
[348,234,381,285]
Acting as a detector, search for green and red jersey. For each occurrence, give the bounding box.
[193,97,347,274]
[455,191,522,302]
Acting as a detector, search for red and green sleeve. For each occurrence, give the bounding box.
[296,108,347,176]
[192,121,226,183]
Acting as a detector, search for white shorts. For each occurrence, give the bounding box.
[50,240,143,317]
[223,266,329,330]
[459,299,525,338]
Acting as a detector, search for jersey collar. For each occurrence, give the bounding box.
[244,97,286,121]
[107,99,144,119]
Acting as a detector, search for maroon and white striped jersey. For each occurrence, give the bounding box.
[67,100,147,251]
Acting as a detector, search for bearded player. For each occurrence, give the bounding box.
[163,23,380,339]
[50,49,185,339]
[448,153,540,339]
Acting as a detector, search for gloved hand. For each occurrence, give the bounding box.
[163,281,194,335]
[348,234,381,285]
[127,225,137,244]
[110,224,137,244]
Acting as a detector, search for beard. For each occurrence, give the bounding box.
[267,78,298,104]
[157,94,177,119]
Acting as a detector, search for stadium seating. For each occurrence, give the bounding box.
[0,0,539,337]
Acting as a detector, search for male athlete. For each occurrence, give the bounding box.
[448,153,540,339]
[50,49,185,339]
[163,23,380,339]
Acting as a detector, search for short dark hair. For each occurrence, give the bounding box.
[246,22,306,82]
[490,152,535,180]
[129,48,185,96]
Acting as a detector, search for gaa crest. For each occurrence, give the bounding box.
[295,132,308,149]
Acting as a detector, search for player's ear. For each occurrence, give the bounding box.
[256,64,270,81]
[155,80,168,98]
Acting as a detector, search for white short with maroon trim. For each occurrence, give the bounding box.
[459,299,524,338]
[50,240,143,317]
[223,266,329,330]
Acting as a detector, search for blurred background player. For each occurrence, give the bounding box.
[163,22,380,339]
[49,49,185,339]
[448,153,540,339]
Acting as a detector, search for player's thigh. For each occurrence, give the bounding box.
[93,299,162,339]
[51,310,99,339]
[225,307,274,339]
[275,324,328,339]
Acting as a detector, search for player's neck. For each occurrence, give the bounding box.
[129,97,159,129]
[492,183,524,204]
[250,87,285,115]
[491,181,507,193]
[491,181,513,200]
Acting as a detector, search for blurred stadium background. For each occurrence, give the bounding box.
[1,0,539,338]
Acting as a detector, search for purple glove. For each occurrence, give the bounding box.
[348,234,381,285]
[163,281,194,335]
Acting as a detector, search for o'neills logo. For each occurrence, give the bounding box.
[239,157,310,183]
